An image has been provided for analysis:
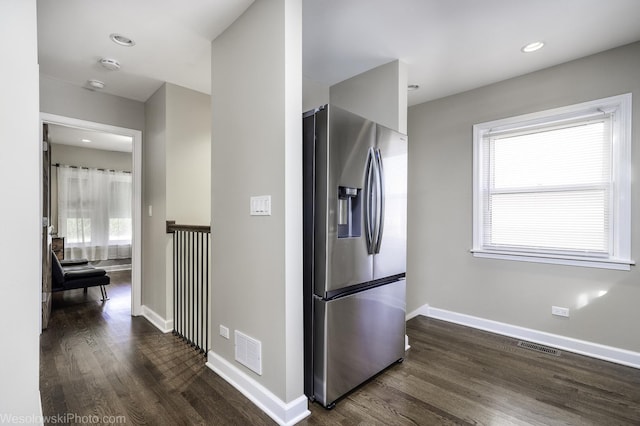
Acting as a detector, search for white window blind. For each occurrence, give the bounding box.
[472,94,632,270]
[486,119,610,254]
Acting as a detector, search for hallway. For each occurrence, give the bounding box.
[39,271,275,425]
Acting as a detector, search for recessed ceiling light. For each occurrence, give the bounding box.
[100,58,121,71]
[87,79,105,89]
[521,41,545,53]
[110,33,135,47]
[408,84,420,91]
[81,138,92,143]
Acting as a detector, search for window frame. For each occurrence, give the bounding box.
[472,93,633,270]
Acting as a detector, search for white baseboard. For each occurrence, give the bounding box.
[206,351,310,426]
[140,305,173,333]
[410,304,640,369]
[406,304,430,321]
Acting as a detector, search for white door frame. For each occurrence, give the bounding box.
[40,112,142,316]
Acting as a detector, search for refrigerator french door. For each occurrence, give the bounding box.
[303,105,407,408]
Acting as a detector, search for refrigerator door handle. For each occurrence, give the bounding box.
[364,148,375,254]
[374,148,385,254]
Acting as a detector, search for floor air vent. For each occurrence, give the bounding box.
[517,341,561,356]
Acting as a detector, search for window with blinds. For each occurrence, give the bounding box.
[472,94,633,270]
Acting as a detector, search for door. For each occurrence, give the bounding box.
[315,106,375,297]
[42,123,52,329]
[313,279,406,407]
[372,125,407,280]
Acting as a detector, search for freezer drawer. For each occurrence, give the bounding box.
[313,279,406,407]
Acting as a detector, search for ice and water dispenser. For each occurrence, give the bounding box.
[337,186,361,238]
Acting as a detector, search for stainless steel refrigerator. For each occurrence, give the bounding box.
[303,104,407,408]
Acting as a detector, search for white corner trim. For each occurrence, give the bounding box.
[140,305,173,333]
[420,305,640,369]
[36,391,44,426]
[206,350,310,426]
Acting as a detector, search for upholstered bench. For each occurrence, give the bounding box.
[51,251,110,300]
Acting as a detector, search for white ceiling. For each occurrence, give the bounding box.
[37,0,254,102]
[48,124,133,153]
[304,0,640,106]
[38,0,640,108]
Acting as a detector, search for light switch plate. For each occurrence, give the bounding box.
[250,195,271,216]
[219,325,230,339]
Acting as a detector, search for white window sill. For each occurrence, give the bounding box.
[471,249,634,271]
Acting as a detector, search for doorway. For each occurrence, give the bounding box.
[40,113,142,317]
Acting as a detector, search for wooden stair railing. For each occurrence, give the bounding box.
[167,220,211,355]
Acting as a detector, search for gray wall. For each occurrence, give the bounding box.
[40,75,144,131]
[142,83,212,321]
[51,143,132,171]
[302,76,329,112]
[165,83,211,225]
[303,60,408,132]
[330,60,408,134]
[407,41,640,352]
[142,86,169,318]
[211,0,303,403]
[0,0,41,417]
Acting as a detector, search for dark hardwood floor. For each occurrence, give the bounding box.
[301,317,640,426]
[40,271,275,425]
[41,273,640,425]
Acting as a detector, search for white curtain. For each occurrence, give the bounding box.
[57,166,132,261]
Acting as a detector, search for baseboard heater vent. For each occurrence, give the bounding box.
[517,341,561,356]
